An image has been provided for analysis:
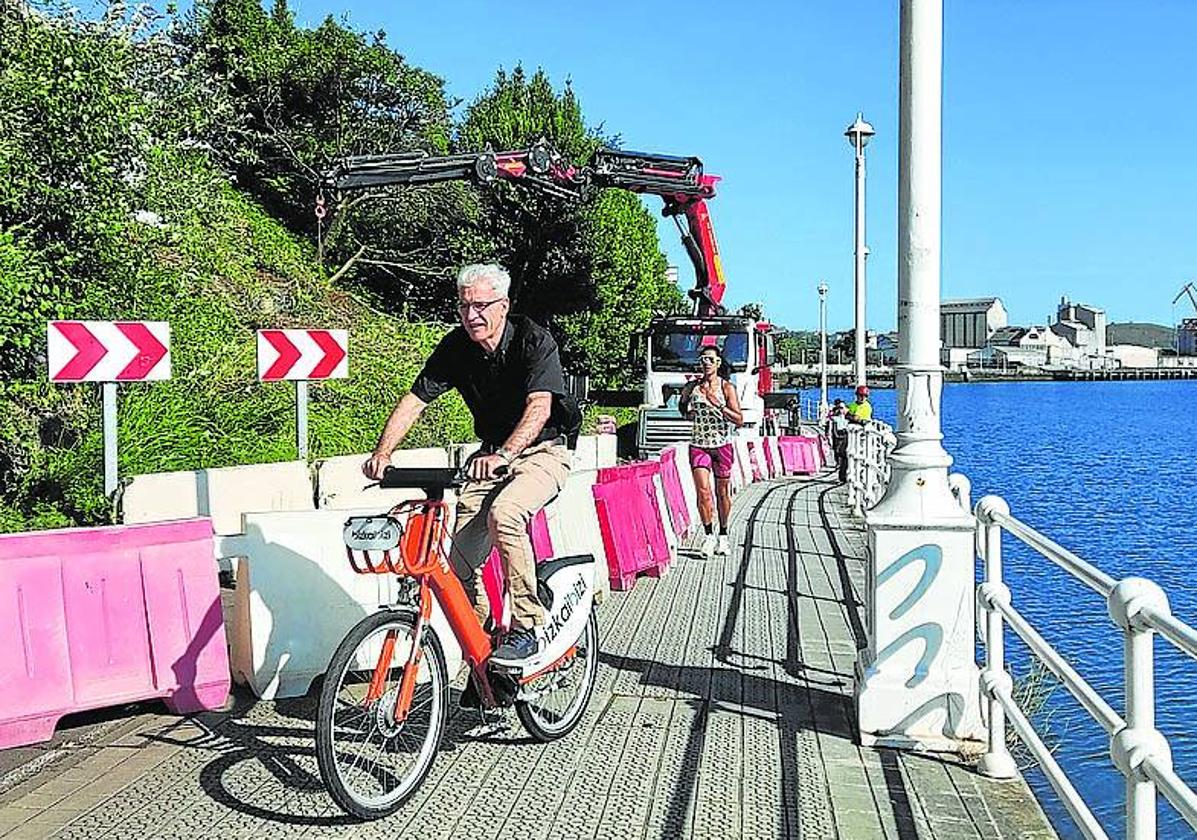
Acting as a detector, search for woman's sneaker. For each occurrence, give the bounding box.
[716,535,730,556]
[700,533,718,559]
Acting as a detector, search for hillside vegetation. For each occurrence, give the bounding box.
[0,0,682,532]
[1106,322,1175,349]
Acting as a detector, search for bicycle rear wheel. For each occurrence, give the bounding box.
[316,610,447,820]
[516,610,599,741]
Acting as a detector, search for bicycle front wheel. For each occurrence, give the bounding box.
[316,610,448,820]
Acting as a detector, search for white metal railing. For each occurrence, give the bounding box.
[971,491,1197,839]
[846,420,895,515]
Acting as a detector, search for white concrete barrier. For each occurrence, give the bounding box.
[650,467,678,560]
[316,447,451,510]
[731,438,752,489]
[572,435,598,471]
[124,461,313,534]
[669,444,702,533]
[544,469,610,602]
[226,508,465,699]
[597,433,617,468]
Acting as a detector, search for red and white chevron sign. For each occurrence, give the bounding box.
[47,321,171,383]
[257,329,349,381]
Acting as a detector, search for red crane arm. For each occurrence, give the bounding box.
[585,148,726,317]
[323,141,730,318]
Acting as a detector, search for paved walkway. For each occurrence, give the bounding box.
[0,475,1056,839]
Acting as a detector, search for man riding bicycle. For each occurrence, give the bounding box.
[362,263,578,666]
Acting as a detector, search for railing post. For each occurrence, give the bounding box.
[849,428,864,516]
[1108,578,1172,840]
[974,496,1018,779]
[872,429,881,505]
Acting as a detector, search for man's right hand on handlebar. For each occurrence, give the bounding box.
[362,451,392,480]
[468,452,510,481]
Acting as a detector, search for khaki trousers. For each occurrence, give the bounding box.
[451,442,571,631]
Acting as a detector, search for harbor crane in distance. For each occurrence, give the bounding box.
[1172,281,1197,315]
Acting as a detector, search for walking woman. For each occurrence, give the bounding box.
[679,345,743,558]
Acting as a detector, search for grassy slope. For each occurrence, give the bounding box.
[0,154,473,532]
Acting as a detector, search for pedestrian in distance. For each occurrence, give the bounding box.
[846,384,872,425]
[827,398,851,483]
[679,345,744,559]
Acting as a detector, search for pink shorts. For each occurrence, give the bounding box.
[689,443,735,479]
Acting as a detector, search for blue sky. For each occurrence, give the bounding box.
[279,0,1197,333]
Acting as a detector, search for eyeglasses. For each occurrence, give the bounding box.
[699,356,719,365]
[457,298,507,316]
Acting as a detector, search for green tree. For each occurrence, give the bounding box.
[738,302,765,321]
[557,190,683,386]
[0,0,209,377]
[455,66,599,318]
[180,0,454,233]
[456,65,681,385]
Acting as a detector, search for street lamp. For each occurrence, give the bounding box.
[854,0,984,754]
[818,282,829,419]
[845,112,875,389]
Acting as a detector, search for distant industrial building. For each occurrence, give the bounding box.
[1180,318,1197,356]
[936,294,1173,371]
[1051,296,1106,360]
[940,298,1007,348]
[940,297,1008,369]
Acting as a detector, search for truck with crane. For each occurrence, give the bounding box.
[322,139,780,457]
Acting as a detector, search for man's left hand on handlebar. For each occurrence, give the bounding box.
[468,452,510,481]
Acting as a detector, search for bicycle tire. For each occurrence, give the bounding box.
[316,610,448,820]
[516,610,599,742]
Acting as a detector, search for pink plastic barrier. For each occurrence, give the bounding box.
[657,448,692,539]
[593,463,670,590]
[0,519,230,749]
[802,435,827,471]
[778,436,825,475]
[761,437,779,478]
[481,509,554,631]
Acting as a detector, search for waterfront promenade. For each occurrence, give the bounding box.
[0,476,1055,839]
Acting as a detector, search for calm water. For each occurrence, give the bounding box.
[826,380,1197,838]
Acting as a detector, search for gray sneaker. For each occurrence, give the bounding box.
[492,628,539,665]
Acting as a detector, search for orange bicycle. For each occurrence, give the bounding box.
[315,466,600,820]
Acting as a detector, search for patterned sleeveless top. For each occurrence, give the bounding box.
[689,382,732,448]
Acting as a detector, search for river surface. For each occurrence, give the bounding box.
[825,379,1197,838]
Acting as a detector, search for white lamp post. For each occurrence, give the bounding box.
[845,112,875,389]
[818,282,829,419]
[854,0,983,754]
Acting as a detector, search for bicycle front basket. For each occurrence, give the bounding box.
[343,515,405,574]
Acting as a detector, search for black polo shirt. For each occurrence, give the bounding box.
[410,315,570,448]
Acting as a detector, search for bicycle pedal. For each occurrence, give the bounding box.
[463,718,509,739]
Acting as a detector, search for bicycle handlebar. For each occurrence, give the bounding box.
[377,463,509,493]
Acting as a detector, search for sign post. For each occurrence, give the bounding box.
[296,380,309,460]
[256,329,349,459]
[102,383,118,496]
[47,320,172,497]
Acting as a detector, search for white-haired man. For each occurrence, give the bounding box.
[363,264,577,666]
